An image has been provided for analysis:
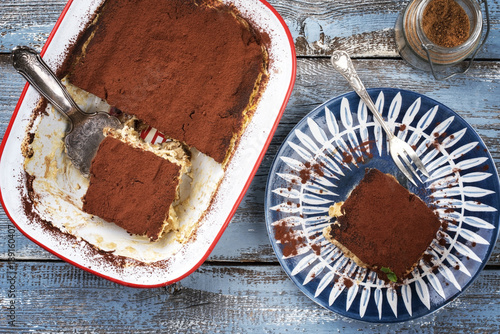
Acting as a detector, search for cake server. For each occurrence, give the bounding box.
[12,46,121,177]
[330,50,429,186]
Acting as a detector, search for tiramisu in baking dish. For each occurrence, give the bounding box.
[21,0,269,259]
[0,0,295,286]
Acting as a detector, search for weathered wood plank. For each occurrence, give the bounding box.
[0,0,499,58]
[0,262,498,333]
[1,57,500,263]
[272,0,500,57]
[2,57,499,167]
[0,0,67,52]
[0,55,25,132]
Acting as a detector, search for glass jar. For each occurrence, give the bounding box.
[395,0,484,74]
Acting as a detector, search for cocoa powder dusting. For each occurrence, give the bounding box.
[312,163,324,177]
[329,169,442,279]
[274,220,322,257]
[299,168,311,184]
[274,220,303,257]
[442,221,449,230]
[65,0,266,163]
[422,253,434,266]
[311,243,321,256]
[82,137,181,241]
[341,141,375,165]
[342,152,353,164]
[296,161,325,184]
[422,0,470,48]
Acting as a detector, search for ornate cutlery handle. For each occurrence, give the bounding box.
[331,50,394,139]
[11,46,87,127]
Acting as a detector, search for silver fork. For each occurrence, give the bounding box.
[330,50,429,186]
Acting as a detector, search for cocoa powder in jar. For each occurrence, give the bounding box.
[422,0,471,48]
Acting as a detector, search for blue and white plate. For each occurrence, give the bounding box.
[265,88,500,322]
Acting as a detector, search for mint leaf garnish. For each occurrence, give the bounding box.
[380,267,398,283]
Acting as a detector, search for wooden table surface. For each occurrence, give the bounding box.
[1,0,499,332]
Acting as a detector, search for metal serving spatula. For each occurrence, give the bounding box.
[12,46,121,177]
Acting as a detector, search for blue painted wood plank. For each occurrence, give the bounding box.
[0,1,67,52]
[1,0,500,58]
[0,262,498,333]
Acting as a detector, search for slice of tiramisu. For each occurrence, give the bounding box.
[82,123,190,241]
[323,168,441,282]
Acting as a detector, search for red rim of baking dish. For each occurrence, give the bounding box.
[0,0,297,288]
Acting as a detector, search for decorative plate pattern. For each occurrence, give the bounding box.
[265,88,500,322]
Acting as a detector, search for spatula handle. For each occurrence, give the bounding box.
[11,46,86,128]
